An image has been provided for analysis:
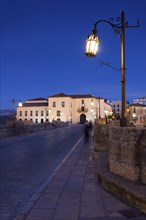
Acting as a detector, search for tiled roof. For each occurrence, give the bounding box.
[49,93,99,99]
[49,93,69,98]
[96,96,104,100]
[23,103,48,107]
[70,94,95,98]
[134,96,146,99]
[129,103,146,107]
[27,97,48,101]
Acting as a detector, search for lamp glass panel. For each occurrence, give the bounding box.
[86,34,99,56]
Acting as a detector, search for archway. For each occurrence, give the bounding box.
[80,114,86,124]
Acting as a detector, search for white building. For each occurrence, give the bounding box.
[112,101,122,118]
[16,93,112,124]
[17,98,49,124]
[127,103,146,126]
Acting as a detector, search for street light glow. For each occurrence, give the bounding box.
[18,101,22,107]
[86,33,100,57]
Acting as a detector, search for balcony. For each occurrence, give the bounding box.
[77,108,88,113]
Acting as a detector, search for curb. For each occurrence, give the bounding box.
[97,152,146,214]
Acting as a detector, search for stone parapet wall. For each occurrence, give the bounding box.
[93,124,109,152]
[93,125,146,184]
[109,127,146,184]
[0,122,68,139]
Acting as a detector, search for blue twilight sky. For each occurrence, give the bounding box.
[0,0,146,109]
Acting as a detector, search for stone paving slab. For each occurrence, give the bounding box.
[14,138,146,220]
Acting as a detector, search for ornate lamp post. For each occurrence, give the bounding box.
[85,11,139,127]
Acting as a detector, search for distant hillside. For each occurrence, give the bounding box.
[0,110,15,116]
[0,110,16,125]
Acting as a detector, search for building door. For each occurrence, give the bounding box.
[80,114,86,124]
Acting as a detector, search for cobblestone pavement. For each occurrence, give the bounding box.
[14,137,146,220]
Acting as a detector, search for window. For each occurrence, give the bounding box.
[57,110,61,116]
[81,100,84,106]
[53,102,56,107]
[46,111,48,116]
[62,101,65,107]
[36,111,38,116]
[25,111,27,116]
[133,108,136,113]
[30,111,33,116]
[41,111,43,116]
[35,119,38,123]
[20,111,22,116]
[81,106,84,111]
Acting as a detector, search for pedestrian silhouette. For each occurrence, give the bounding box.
[89,121,93,130]
[84,123,90,143]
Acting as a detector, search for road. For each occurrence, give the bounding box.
[0,124,84,220]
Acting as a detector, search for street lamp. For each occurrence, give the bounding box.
[91,107,98,119]
[132,113,137,125]
[12,98,22,114]
[18,101,22,107]
[86,30,100,56]
[85,11,139,127]
[90,100,98,122]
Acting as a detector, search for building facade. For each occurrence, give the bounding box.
[17,98,49,124]
[133,96,146,105]
[127,103,146,126]
[16,93,112,124]
[112,101,122,118]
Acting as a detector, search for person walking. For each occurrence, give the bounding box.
[89,121,93,130]
[84,122,90,143]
